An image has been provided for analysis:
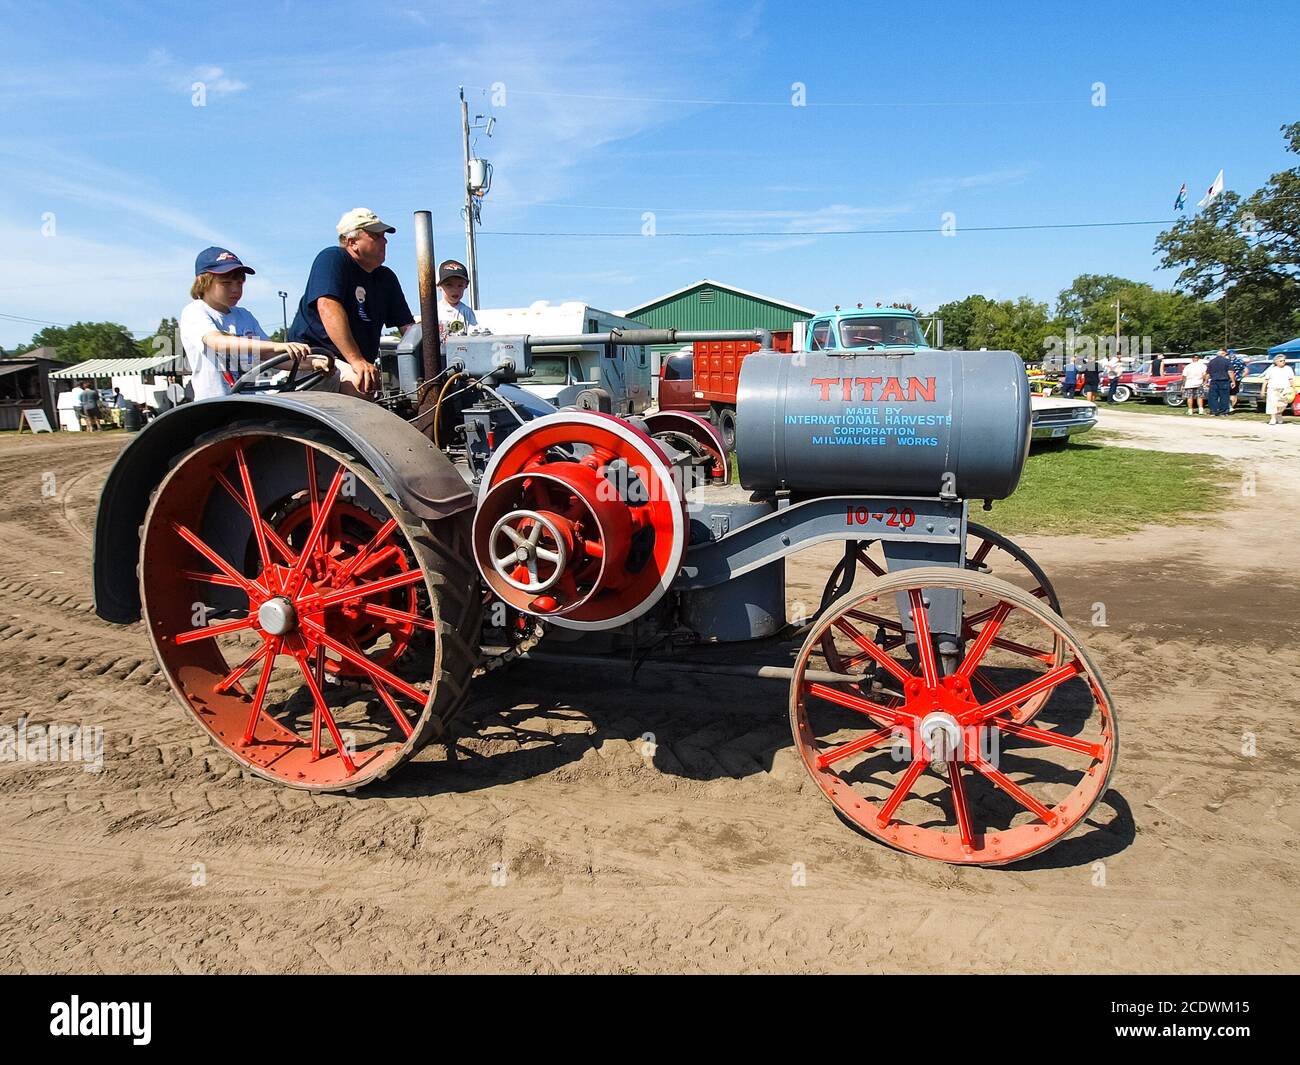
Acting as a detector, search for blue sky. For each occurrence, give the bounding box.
[2,0,1298,348]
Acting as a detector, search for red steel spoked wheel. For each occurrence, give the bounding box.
[139,426,480,791]
[792,567,1117,865]
[819,522,1065,723]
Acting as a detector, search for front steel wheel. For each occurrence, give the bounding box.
[792,567,1117,866]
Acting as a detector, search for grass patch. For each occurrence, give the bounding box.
[1103,399,1278,422]
[980,437,1231,537]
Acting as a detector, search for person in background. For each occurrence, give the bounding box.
[1082,358,1101,401]
[1104,351,1124,402]
[1262,354,1296,426]
[1182,353,1208,415]
[289,208,415,397]
[1061,359,1078,398]
[1150,352,1163,378]
[435,259,478,340]
[181,247,319,401]
[1205,348,1233,416]
[109,386,129,427]
[1228,350,1247,411]
[78,379,102,431]
[67,380,85,430]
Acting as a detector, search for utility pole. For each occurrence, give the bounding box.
[1114,297,1121,362]
[459,86,479,309]
[278,291,289,339]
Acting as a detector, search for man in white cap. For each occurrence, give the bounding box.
[289,208,415,395]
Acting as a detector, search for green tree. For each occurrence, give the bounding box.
[20,321,139,363]
[1055,274,1135,328]
[934,294,1053,360]
[1155,121,1300,345]
[137,317,181,360]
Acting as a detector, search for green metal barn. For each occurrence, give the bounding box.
[621,279,815,369]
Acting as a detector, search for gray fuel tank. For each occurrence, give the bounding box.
[735,348,1030,499]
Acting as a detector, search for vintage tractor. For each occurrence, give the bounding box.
[92,213,1116,865]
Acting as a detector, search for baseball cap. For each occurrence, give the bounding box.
[337,208,396,236]
[438,260,469,284]
[195,247,255,276]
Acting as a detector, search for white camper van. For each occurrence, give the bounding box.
[473,301,652,416]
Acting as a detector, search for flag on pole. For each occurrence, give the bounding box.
[1197,169,1224,209]
[1174,183,1187,211]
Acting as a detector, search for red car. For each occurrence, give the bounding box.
[656,351,709,413]
[1129,358,1192,406]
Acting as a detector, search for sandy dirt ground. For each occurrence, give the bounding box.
[0,410,1296,974]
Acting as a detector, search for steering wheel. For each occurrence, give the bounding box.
[230,348,335,394]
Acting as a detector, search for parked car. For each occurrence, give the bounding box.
[1030,395,1097,444]
[1237,357,1300,415]
[1096,361,1147,403]
[1130,357,1192,406]
[656,350,709,413]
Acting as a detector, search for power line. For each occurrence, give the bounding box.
[479,218,1181,238]
[463,84,1295,109]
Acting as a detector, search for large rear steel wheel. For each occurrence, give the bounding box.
[139,425,481,791]
[792,567,1117,865]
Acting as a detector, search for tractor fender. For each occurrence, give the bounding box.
[93,392,474,624]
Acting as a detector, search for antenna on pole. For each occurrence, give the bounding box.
[459,85,495,310]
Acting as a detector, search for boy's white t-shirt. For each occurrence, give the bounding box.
[1182,360,1208,389]
[436,295,478,340]
[180,299,268,400]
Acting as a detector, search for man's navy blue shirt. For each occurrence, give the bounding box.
[289,247,413,358]
[1206,354,1232,381]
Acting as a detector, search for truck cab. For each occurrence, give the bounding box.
[800,308,930,352]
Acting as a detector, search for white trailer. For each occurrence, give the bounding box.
[472,301,651,415]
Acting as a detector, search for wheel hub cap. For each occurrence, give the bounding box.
[257,596,298,636]
[918,711,962,761]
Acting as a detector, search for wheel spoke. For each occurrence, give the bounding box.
[855,547,886,576]
[215,640,271,694]
[971,755,1056,825]
[293,650,357,773]
[907,589,939,688]
[181,569,242,588]
[299,618,429,705]
[984,633,1056,664]
[969,659,1082,723]
[831,618,914,686]
[214,470,297,564]
[286,466,346,595]
[877,752,929,827]
[969,538,995,566]
[305,443,320,522]
[240,636,281,745]
[947,759,975,851]
[845,608,903,632]
[972,668,1004,699]
[303,568,425,611]
[173,615,256,644]
[172,521,265,598]
[335,518,400,583]
[235,445,274,572]
[806,682,904,725]
[815,726,894,770]
[956,601,1013,678]
[990,718,1105,760]
[361,602,437,632]
[343,634,415,739]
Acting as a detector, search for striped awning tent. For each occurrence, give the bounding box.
[49,353,191,379]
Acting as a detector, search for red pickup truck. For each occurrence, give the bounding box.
[658,331,794,447]
[1129,358,1192,405]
